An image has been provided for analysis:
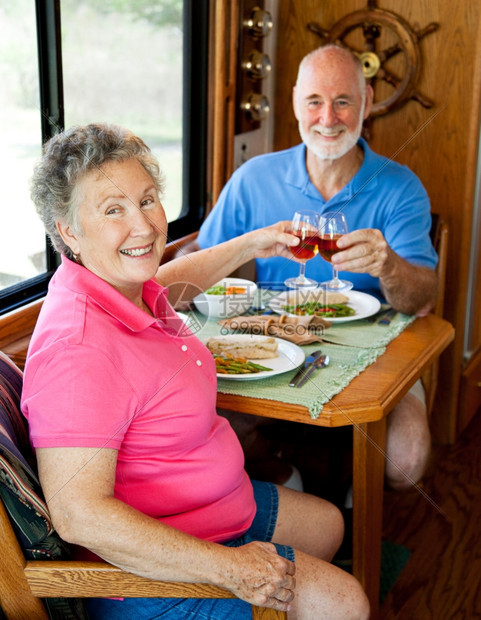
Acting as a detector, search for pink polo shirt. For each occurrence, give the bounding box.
[22,257,255,544]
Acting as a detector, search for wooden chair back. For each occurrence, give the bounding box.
[429,213,449,317]
[422,213,449,416]
[160,230,199,264]
[0,351,285,620]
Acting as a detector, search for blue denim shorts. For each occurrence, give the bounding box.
[85,480,295,619]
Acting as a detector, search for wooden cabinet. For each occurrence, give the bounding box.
[458,348,481,434]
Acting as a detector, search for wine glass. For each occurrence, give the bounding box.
[318,211,353,292]
[284,210,320,289]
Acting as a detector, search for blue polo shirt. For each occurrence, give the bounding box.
[198,139,437,298]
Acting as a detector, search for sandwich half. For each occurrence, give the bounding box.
[206,335,278,359]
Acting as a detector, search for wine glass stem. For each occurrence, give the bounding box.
[332,266,339,284]
[298,262,307,282]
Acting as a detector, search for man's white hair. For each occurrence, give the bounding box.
[296,44,366,95]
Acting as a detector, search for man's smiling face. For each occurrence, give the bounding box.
[293,48,372,161]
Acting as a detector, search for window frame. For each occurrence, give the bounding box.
[0,0,208,315]
[170,0,209,240]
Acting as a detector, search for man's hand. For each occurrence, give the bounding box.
[332,228,437,316]
[332,228,394,278]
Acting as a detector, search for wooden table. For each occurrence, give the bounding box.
[216,313,455,618]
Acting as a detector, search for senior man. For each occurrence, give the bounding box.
[185,44,438,491]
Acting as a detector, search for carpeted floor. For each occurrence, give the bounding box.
[379,540,411,604]
[333,527,411,604]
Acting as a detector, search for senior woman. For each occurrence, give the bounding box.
[21,123,369,620]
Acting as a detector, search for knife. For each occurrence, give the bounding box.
[288,350,323,387]
[296,353,329,388]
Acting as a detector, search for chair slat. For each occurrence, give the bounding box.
[25,561,235,599]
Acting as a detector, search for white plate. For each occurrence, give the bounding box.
[208,335,305,381]
[268,290,382,323]
[177,311,191,325]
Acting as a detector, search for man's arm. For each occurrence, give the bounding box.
[377,253,437,316]
[334,228,437,316]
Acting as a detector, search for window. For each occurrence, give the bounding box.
[0,2,50,303]
[0,0,207,314]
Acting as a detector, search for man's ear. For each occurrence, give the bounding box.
[292,86,300,121]
[56,220,80,256]
[364,84,374,119]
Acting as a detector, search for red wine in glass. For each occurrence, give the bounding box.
[284,210,320,288]
[317,234,342,262]
[318,212,353,291]
[290,234,320,260]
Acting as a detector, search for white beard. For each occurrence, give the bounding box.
[299,103,365,161]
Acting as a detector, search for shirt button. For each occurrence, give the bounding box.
[181,345,188,351]
[196,360,202,366]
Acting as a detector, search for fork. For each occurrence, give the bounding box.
[378,308,397,325]
[368,307,390,323]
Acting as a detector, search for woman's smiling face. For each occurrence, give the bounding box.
[57,158,167,304]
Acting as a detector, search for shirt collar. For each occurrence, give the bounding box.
[349,137,380,198]
[285,144,317,197]
[285,138,379,203]
[57,256,169,332]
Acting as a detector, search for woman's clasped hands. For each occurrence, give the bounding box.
[223,541,296,613]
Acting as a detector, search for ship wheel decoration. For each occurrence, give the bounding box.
[307,1,439,118]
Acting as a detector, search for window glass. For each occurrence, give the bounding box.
[61,0,183,223]
[0,0,190,309]
[0,2,46,292]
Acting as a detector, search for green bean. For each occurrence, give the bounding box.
[281,302,355,318]
[214,354,272,374]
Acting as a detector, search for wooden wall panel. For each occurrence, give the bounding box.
[273,0,481,442]
[208,0,240,209]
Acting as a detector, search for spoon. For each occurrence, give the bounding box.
[296,354,330,388]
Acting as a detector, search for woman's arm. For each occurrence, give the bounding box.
[37,446,295,612]
[155,222,298,304]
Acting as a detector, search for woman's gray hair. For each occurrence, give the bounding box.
[30,123,165,260]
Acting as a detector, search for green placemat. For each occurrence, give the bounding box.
[189,292,415,420]
[323,311,415,348]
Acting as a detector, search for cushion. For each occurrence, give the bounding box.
[0,351,88,619]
